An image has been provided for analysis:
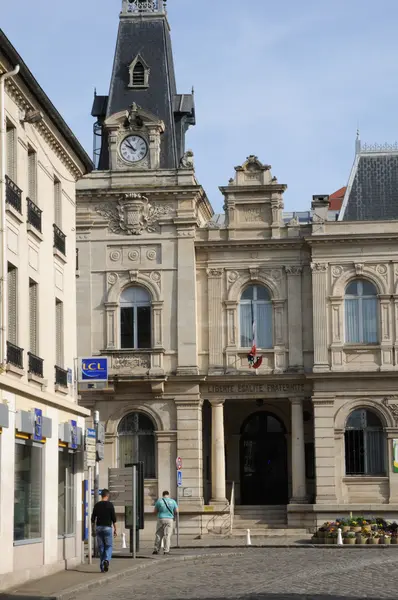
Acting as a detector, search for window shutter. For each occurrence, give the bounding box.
[55,299,64,367]
[29,280,38,355]
[6,124,16,181]
[28,149,37,202]
[133,62,145,86]
[7,264,17,344]
[54,179,62,227]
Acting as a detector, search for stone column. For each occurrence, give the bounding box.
[207,268,224,372]
[311,262,329,372]
[209,398,227,504]
[285,266,303,370]
[312,396,337,504]
[380,295,394,370]
[289,397,307,503]
[175,396,203,509]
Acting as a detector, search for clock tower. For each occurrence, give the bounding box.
[92,0,195,170]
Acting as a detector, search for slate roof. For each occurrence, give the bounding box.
[340,146,398,221]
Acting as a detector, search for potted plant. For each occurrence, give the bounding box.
[349,518,361,533]
[357,517,371,533]
[367,531,380,545]
[338,518,350,533]
[356,529,368,545]
[343,531,356,545]
[317,525,327,540]
[327,529,338,545]
[381,532,391,545]
[391,532,398,545]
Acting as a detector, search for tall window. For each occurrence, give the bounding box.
[28,147,37,203]
[6,120,16,181]
[14,441,43,541]
[29,279,38,355]
[54,178,62,228]
[345,279,378,343]
[55,299,64,367]
[345,409,386,476]
[8,263,17,345]
[118,412,155,478]
[240,285,272,348]
[58,450,75,536]
[120,286,151,349]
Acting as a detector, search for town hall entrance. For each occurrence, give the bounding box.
[240,411,288,505]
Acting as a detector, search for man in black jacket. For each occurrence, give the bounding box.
[91,489,117,572]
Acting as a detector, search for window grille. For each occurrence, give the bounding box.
[345,409,386,476]
[118,412,156,478]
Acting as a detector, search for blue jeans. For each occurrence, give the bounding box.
[96,526,113,570]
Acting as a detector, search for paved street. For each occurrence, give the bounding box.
[80,548,398,600]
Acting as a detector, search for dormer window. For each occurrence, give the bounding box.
[128,55,150,89]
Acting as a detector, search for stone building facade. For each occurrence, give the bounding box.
[0,32,92,588]
[77,1,398,538]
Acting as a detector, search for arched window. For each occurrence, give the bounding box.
[132,62,145,87]
[118,412,156,478]
[120,286,151,349]
[240,285,272,348]
[345,279,378,344]
[345,409,386,476]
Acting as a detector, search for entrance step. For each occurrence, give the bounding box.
[233,506,289,531]
[230,528,308,537]
[233,520,287,529]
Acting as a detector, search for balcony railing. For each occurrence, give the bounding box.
[7,341,23,369]
[28,352,44,378]
[55,365,68,388]
[53,224,66,255]
[5,175,22,214]
[27,198,42,232]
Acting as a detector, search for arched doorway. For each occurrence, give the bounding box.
[240,411,288,505]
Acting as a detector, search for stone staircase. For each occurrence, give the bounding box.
[231,506,308,537]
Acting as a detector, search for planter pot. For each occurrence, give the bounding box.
[367,538,380,545]
[311,536,318,544]
[341,526,350,533]
[351,526,362,533]
[362,525,371,533]
[326,537,336,544]
[356,536,367,545]
[391,537,398,545]
[317,531,326,540]
[343,538,356,545]
[382,537,391,545]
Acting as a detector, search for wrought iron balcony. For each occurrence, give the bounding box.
[55,365,68,388]
[53,224,66,255]
[27,198,42,232]
[5,175,22,214]
[28,352,44,378]
[6,341,23,369]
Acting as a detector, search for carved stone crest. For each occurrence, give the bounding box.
[354,263,364,276]
[97,193,173,235]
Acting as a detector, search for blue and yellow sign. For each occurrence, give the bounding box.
[70,420,78,450]
[33,408,43,442]
[80,358,108,382]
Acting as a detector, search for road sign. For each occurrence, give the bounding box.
[79,358,108,383]
[177,470,183,487]
[85,428,96,468]
[176,457,182,470]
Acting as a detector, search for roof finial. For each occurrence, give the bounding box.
[355,127,361,155]
[192,85,195,95]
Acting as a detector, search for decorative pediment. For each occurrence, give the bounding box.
[235,155,271,173]
[230,155,284,188]
[105,103,164,132]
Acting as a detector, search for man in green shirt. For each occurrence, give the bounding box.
[153,490,178,555]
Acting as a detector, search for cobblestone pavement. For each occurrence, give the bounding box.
[80,548,398,600]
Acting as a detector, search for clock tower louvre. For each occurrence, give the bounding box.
[92,0,195,171]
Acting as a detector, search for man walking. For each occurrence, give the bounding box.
[91,489,117,572]
[153,490,178,555]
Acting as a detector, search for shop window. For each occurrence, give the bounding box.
[118,412,155,478]
[14,442,42,541]
[120,286,151,349]
[239,285,272,348]
[345,408,386,476]
[345,279,378,344]
[58,450,75,536]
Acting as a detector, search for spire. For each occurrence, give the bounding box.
[121,0,166,15]
[355,128,361,155]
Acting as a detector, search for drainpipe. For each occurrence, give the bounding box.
[0,65,20,365]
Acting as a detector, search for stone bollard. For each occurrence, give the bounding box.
[337,528,343,546]
[246,529,252,546]
[122,532,127,549]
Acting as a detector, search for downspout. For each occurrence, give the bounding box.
[0,65,19,365]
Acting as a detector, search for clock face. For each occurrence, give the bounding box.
[120,135,148,163]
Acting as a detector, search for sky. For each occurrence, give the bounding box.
[2,0,398,213]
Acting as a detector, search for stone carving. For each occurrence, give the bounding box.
[311,262,328,272]
[112,355,151,370]
[107,272,119,285]
[146,249,157,261]
[109,249,121,262]
[354,263,364,276]
[382,397,398,425]
[97,193,173,236]
[128,249,140,261]
[180,149,194,169]
[287,216,299,226]
[332,265,343,278]
[204,220,221,230]
[377,264,387,275]
[207,268,223,278]
[177,230,195,238]
[129,270,139,283]
[249,268,260,280]
[228,270,239,283]
[150,271,161,285]
[243,208,265,223]
[271,269,282,281]
[285,266,302,276]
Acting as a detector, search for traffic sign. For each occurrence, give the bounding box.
[177,470,183,487]
[85,428,96,468]
[176,457,182,470]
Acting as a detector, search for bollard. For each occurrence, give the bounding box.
[161,538,164,549]
[337,528,343,546]
[246,529,252,546]
[122,532,127,549]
